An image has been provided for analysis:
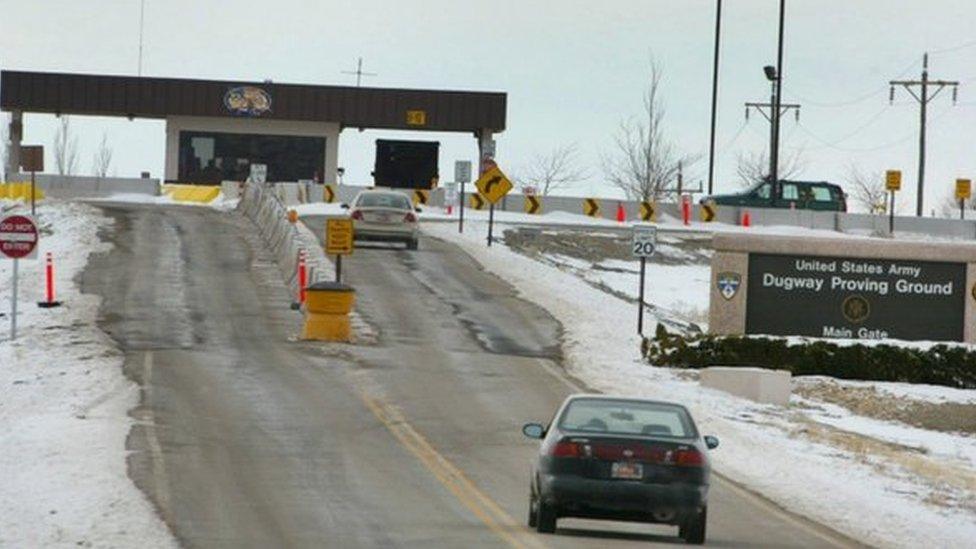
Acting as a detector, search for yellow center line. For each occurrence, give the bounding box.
[361,395,547,549]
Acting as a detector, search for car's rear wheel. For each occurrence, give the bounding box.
[536,500,557,534]
[527,493,538,528]
[681,506,707,545]
[406,238,418,250]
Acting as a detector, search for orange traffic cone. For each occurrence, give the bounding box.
[742,211,751,227]
[616,202,626,223]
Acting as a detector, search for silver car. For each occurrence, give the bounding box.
[344,189,420,250]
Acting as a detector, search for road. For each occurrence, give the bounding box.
[80,204,861,548]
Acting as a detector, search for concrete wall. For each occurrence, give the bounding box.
[6,173,160,198]
[164,116,340,184]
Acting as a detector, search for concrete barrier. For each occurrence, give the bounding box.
[700,367,792,406]
[7,173,160,198]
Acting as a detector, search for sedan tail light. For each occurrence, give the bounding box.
[350,210,364,220]
[404,212,417,223]
[674,448,704,467]
[550,440,581,458]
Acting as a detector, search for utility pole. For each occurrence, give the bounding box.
[769,0,786,187]
[706,0,723,196]
[890,53,959,217]
[342,57,377,88]
[745,96,800,179]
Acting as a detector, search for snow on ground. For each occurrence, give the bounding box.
[422,219,976,548]
[0,200,175,548]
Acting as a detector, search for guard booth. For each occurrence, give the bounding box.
[373,139,440,189]
[0,70,507,184]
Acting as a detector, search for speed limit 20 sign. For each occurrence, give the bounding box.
[0,215,39,260]
[632,225,657,258]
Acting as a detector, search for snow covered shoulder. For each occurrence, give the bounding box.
[0,201,174,548]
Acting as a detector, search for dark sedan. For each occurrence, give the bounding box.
[522,395,719,544]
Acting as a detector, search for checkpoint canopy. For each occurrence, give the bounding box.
[0,70,507,184]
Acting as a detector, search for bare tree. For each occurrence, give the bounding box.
[53,116,79,175]
[92,133,113,178]
[845,165,889,214]
[514,143,588,196]
[602,61,691,201]
[735,149,804,188]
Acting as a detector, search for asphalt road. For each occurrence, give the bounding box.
[80,204,862,548]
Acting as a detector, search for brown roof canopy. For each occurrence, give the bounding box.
[0,70,506,133]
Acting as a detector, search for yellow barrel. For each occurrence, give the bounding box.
[302,282,355,341]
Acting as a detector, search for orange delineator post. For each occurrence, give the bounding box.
[681,195,691,226]
[298,249,307,305]
[616,202,626,223]
[742,211,752,227]
[46,252,54,303]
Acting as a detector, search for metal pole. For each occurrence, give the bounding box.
[487,204,494,247]
[961,199,965,221]
[30,170,36,216]
[917,53,929,217]
[637,257,646,335]
[459,181,465,233]
[706,0,723,196]
[335,255,342,283]
[770,0,786,187]
[889,191,895,234]
[138,0,146,76]
[11,258,18,340]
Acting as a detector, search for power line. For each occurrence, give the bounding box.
[793,105,953,153]
[783,57,920,108]
[929,38,976,55]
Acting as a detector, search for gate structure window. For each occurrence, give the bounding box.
[178,131,325,183]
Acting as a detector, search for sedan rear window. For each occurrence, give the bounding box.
[559,399,696,438]
[357,193,412,210]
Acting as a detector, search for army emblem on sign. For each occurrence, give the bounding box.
[842,295,870,323]
[717,272,741,301]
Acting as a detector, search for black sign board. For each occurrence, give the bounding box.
[746,253,966,341]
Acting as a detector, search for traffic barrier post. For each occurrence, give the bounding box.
[37,252,62,308]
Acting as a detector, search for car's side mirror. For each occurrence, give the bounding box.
[704,435,719,450]
[340,203,349,209]
[415,207,423,213]
[522,423,545,439]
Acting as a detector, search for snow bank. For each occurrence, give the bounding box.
[0,200,175,548]
[422,219,976,549]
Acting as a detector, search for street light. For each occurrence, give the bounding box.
[763,65,778,82]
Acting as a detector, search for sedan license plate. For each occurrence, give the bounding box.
[372,213,392,224]
[611,461,643,480]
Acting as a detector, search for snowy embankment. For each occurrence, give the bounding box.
[423,218,976,549]
[0,201,174,548]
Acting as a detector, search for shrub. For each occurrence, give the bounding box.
[643,324,976,389]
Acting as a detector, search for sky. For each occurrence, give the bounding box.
[1,0,975,214]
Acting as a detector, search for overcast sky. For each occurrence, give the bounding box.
[2,0,975,212]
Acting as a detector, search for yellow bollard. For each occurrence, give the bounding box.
[287,209,298,224]
[302,282,355,341]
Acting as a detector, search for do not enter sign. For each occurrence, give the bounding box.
[0,215,39,259]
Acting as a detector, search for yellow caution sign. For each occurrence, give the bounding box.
[583,198,600,217]
[324,184,336,203]
[406,110,427,126]
[326,217,354,255]
[885,170,902,192]
[524,195,541,214]
[639,201,656,222]
[701,201,717,222]
[413,189,429,206]
[470,193,486,210]
[474,166,513,204]
[956,179,972,201]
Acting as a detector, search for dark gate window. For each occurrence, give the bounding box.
[178,131,325,183]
